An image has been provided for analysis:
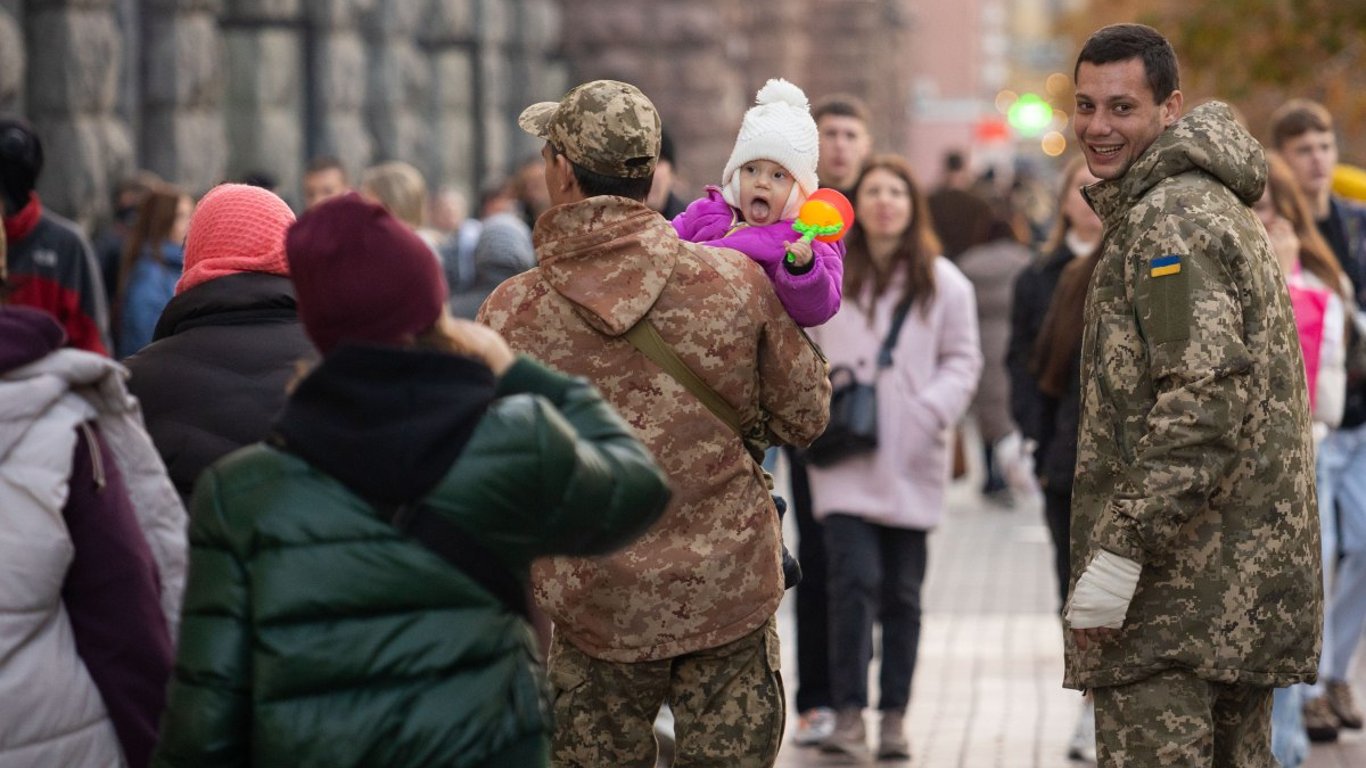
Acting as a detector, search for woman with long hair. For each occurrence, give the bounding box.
[806,155,982,761]
[1019,156,1103,611]
[115,184,193,357]
[1016,155,1104,761]
[1258,151,1352,761]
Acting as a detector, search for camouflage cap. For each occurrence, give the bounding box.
[518,80,661,179]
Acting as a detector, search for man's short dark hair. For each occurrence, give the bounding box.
[1269,99,1335,150]
[1075,23,1180,104]
[0,117,43,215]
[306,155,348,179]
[659,129,676,167]
[812,93,871,126]
[551,144,653,201]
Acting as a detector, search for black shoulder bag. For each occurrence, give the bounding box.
[802,300,912,468]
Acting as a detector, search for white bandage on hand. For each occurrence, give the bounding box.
[1065,549,1142,630]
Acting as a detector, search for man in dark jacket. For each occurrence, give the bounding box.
[124,183,312,505]
[1,117,111,354]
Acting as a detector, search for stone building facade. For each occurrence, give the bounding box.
[0,0,565,228]
[4,0,1032,230]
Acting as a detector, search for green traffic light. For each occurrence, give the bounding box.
[1008,93,1053,137]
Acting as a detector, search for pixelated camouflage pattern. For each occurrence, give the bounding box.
[1093,669,1275,767]
[1065,102,1322,690]
[478,197,830,663]
[518,80,662,179]
[546,616,784,767]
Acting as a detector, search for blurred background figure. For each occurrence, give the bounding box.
[1,237,186,768]
[927,181,992,263]
[788,90,877,752]
[124,183,310,507]
[449,212,535,320]
[807,155,982,762]
[302,155,350,210]
[0,116,111,354]
[114,184,194,358]
[430,184,481,294]
[1270,98,1366,747]
[812,93,873,196]
[1017,156,1103,763]
[648,128,688,219]
[1258,150,1352,766]
[360,161,443,260]
[93,170,164,306]
[956,202,1031,504]
[511,154,552,228]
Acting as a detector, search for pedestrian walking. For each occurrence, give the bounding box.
[1064,24,1321,766]
[123,183,311,506]
[1,239,186,767]
[113,184,193,358]
[788,92,877,750]
[806,154,983,762]
[1270,98,1366,744]
[1,116,111,354]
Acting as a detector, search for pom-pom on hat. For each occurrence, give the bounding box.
[176,183,296,295]
[721,79,820,216]
[285,192,447,356]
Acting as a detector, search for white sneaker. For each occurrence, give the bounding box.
[793,706,836,747]
[1067,698,1097,762]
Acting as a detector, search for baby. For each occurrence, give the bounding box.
[672,78,844,327]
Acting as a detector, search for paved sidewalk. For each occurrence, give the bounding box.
[770,479,1366,767]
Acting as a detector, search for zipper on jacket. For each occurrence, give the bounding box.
[79,422,107,491]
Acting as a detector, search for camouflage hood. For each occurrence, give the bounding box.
[533,196,676,336]
[1086,101,1267,224]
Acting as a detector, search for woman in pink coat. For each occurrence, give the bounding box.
[806,155,983,761]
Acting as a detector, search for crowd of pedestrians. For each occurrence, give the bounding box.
[1,18,1364,768]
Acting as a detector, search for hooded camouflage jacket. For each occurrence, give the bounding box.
[479,196,830,663]
[1064,102,1321,690]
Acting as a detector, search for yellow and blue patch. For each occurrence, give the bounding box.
[1150,254,1182,278]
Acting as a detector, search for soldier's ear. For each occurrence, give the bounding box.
[1161,90,1184,128]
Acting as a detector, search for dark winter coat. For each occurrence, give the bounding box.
[123,273,314,505]
[151,349,670,768]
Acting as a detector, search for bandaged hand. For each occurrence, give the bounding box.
[1066,549,1141,630]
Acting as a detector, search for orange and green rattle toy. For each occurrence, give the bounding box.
[786,188,855,264]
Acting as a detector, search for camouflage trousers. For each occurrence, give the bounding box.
[546,614,785,768]
[1093,669,1275,767]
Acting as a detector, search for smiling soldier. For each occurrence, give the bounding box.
[1062,23,1322,767]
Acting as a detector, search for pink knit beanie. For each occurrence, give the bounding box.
[285,192,447,355]
[175,183,296,295]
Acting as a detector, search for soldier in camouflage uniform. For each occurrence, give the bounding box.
[478,80,830,767]
[1063,25,1322,766]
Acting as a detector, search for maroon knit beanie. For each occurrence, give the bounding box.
[285,191,447,355]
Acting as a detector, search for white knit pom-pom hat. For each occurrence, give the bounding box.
[721,78,820,220]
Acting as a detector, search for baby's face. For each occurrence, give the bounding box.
[737,159,795,226]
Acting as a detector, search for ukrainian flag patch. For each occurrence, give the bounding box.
[1150,254,1182,278]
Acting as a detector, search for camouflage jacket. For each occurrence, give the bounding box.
[479,196,830,663]
[1065,102,1322,689]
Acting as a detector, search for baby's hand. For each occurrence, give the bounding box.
[784,239,814,269]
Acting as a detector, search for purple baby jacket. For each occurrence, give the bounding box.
[671,186,844,327]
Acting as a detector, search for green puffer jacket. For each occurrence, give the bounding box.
[1065,102,1320,690]
[152,350,670,768]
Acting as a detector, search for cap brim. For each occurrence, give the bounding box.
[517,102,558,139]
